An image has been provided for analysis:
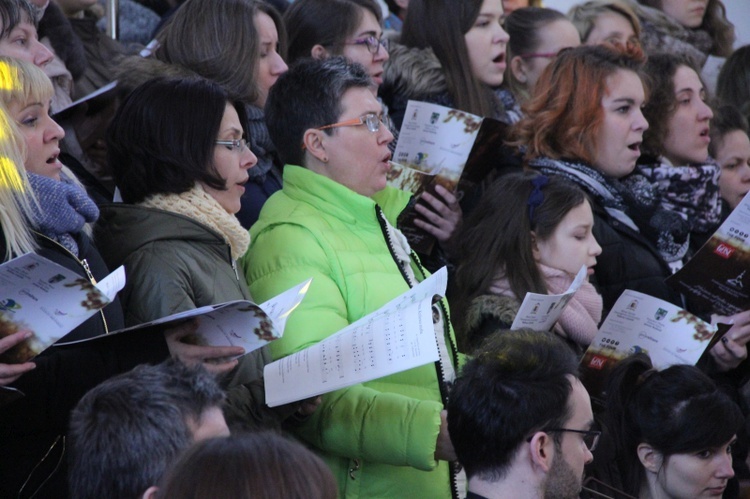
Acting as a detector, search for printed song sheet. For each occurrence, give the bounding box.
[0,253,124,363]
[264,268,447,407]
[511,266,587,331]
[667,191,750,315]
[388,101,483,252]
[57,280,312,358]
[580,289,717,398]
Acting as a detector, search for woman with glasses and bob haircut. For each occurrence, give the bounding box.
[97,77,306,431]
[589,353,743,499]
[243,56,461,499]
[118,0,288,229]
[284,0,461,266]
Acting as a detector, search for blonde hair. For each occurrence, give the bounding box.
[568,0,641,44]
[0,76,36,259]
[0,56,80,258]
[0,56,54,115]
[0,56,92,240]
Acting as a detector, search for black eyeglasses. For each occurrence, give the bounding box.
[545,428,601,452]
[344,35,389,54]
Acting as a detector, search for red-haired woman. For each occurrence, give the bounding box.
[515,43,750,373]
[513,44,678,310]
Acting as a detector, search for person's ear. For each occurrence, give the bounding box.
[141,486,159,499]
[528,431,554,473]
[531,231,541,262]
[395,0,409,9]
[511,55,529,84]
[302,129,328,164]
[311,44,329,60]
[637,443,663,474]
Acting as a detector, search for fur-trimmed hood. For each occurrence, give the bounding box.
[463,294,519,333]
[380,43,454,129]
[458,293,520,352]
[381,43,449,103]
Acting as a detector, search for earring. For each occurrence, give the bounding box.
[321,156,328,163]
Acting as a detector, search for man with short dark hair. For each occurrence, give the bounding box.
[68,360,229,499]
[448,330,597,499]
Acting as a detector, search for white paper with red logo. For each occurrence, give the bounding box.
[579,289,717,399]
[666,191,750,315]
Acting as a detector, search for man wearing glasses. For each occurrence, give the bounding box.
[448,329,598,499]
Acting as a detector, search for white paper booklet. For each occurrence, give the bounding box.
[57,279,312,358]
[391,101,482,184]
[0,253,125,364]
[580,289,717,397]
[511,266,587,331]
[388,101,484,254]
[264,268,447,407]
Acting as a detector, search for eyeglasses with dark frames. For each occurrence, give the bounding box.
[316,113,392,134]
[545,428,601,452]
[344,35,389,54]
[215,138,249,153]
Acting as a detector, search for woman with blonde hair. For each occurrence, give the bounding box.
[568,0,641,47]
[0,57,241,499]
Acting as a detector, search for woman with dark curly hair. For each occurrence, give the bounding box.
[626,52,719,261]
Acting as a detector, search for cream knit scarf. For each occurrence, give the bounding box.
[139,184,250,260]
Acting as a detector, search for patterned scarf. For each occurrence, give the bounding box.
[27,172,99,257]
[529,157,640,231]
[530,156,690,265]
[628,159,722,235]
[139,184,250,260]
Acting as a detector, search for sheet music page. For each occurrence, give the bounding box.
[264,268,447,407]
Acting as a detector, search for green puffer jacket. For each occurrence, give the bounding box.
[243,165,461,499]
[95,204,278,430]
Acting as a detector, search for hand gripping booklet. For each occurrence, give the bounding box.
[264,267,448,407]
[388,101,509,253]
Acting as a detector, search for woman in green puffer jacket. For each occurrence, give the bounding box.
[243,57,463,499]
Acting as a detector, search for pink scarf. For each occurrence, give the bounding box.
[489,264,602,346]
